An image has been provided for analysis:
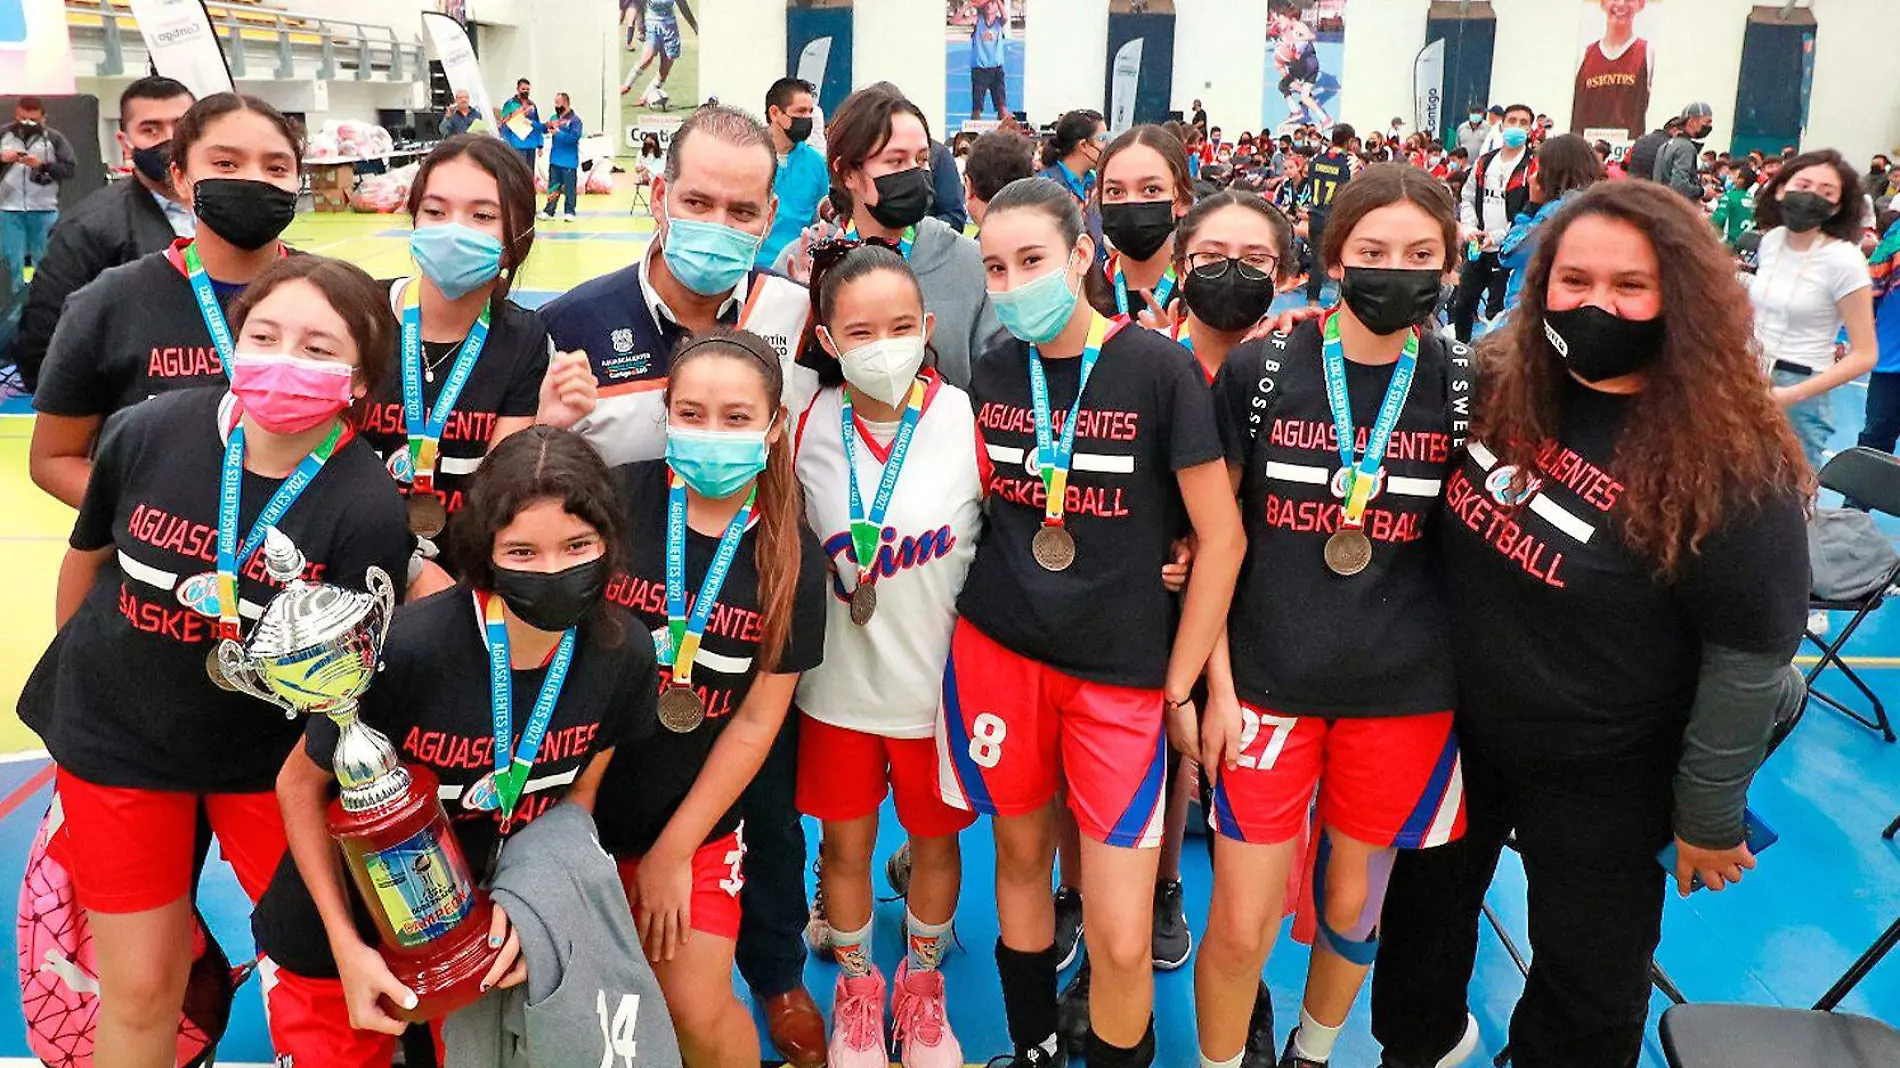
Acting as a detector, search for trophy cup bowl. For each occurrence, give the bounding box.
[217,528,497,1022]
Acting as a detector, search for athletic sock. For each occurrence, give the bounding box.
[906,910,953,972]
[1088,1019,1157,1068]
[995,939,1058,1054]
[832,918,873,978]
[1292,1005,1344,1061]
[1199,1051,1244,1068]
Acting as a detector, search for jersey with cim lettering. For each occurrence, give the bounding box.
[1214,322,1468,717]
[1570,37,1651,140]
[792,376,985,738]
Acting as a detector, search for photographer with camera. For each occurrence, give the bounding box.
[1,97,76,289]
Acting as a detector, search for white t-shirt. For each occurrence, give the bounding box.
[1749,228,1872,372]
[792,377,984,737]
[1479,150,1520,236]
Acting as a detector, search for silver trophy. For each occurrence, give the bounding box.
[217,527,408,811]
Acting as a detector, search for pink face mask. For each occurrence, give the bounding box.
[228,351,356,434]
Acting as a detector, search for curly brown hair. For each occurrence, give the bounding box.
[1477,180,1808,575]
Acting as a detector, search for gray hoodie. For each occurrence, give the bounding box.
[444,805,682,1068]
[908,215,1002,390]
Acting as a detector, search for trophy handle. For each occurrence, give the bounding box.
[216,639,301,719]
[366,566,397,653]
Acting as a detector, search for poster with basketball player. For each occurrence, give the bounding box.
[1571,0,1655,143]
[621,0,701,144]
[947,1,1026,134]
[1264,0,1345,136]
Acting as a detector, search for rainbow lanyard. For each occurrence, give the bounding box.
[1026,315,1112,532]
[1112,255,1177,318]
[844,222,916,260]
[662,475,757,690]
[398,278,491,493]
[182,243,237,374]
[1320,311,1418,530]
[212,418,344,639]
[839,378,927,586]
[476,591,577,817]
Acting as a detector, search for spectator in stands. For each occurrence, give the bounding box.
[439,89,479,138]
[498,77,543,174]
[541,93,584,221]
[1455,105,1489,161]
[11,76,194,390]
[1625,115,1678,185]
[1712,165,1758,249]
[1,96,76,289]
[1452,103,1535,340]
[929,136,970,232]
[1192,98,1208,131]
[963,129,1035,227]
[760,77,827,268]
[1654,102,1714,200]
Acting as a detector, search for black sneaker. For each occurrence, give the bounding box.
[1241,981,1276,1068]
[985,1045,1066,1068]
[1278,1029,1327,1068]
[1056,958,1090,1055]
[1151,878,1192,969]
[1054,886,1084,970]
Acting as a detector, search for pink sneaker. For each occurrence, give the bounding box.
[891,958,963,1068]
[829,968,888,1068]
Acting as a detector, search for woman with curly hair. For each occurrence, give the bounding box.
[1367,180,1811,1068]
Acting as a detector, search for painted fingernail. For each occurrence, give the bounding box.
[404,992,419,1010]
[489,934,503,948]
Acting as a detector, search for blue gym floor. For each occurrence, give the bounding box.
[0,186,1895,1066]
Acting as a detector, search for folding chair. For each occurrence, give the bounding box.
[1482,671,1807,1067]
[629,175,651,214]
[1805,447,1900,743]
[1658,913,1900,1067]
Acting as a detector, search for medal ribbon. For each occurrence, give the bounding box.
[214,417,346,640]
[400,278,491,495]
[839,378,927,587]
[1112,255,1177,318]
[478,591,578,817]
[664,474,758,690]
[1028,315,1112,529]
[1319,311,1419,531]
[182,243,237,374]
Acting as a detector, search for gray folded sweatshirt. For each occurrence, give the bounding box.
[906,216,1004,390]
[444,805,683,1068]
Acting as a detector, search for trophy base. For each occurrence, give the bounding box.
[388,895,502,1023]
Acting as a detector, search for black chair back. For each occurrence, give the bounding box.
[1819,447,1900,516]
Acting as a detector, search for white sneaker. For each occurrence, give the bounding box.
[1434,1014,1480,1068]
[562,213,578,222]
[1809,609,1832,636]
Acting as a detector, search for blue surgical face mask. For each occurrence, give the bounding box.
[991,254,1081,345]
[661,200,764,296]
[1502,127,1530,149]
[410,222,506,300]
[665,423,770,499]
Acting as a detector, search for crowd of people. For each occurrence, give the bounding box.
[9,63,1871,1068]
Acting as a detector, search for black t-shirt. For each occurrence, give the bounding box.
[249,585,656,978]
[357,284,549,519]
[35,244,264,419]
[23,388,413,792]
[958,321,1224,688]
[1304,150,1354,210]
[1214,323,1465,717]
[592,461,828,857]
[1441,378,1809,758]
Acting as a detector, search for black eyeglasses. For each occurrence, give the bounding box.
[1186,251,1279,279]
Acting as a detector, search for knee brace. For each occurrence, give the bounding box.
[1311,832,1395,967]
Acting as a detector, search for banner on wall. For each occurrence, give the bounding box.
[787,0,853,117]
[1413,38,1444,142]
[1264,0,1345,135]
[621,0,702,150]
[0,0,77,94]
[1571,0,1656,144]
[948,1,1024,134]
[127,0,234,99]
[421,11,495,133]
[1108,38,1143,134]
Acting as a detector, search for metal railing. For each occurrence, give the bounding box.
[63,0,424,82]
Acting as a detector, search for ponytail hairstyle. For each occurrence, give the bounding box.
[407,134,539,296]
[808,241,937,390]
[1041,109,1105,169]
[985,176,1086,248]
[1084,123,1197,315]
[664,328,803,671]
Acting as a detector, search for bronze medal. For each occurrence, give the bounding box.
[1032,526,1076,572]
[849,581,878,626]
[658,685,705,733]
[407,493,447,538]
[1323,528,1373,577]
[206,647,237,691]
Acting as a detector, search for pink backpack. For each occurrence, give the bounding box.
[16,793,249,1068]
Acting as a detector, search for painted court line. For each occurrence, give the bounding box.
[0,748,48,764]
[0,763,53,821]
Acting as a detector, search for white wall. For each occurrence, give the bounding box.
[701,0,788,123]
[853,1,946,137]
[1172,0,1267,136]
[1024,0,1108,122]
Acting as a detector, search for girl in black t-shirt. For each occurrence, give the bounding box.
[1372,181,1810,1068]
[364,135,598,595]
[32,92,306,509]
[1201,164,1471,1068]
[958,177,1244,1068]
[594,328,827,1068]
[1172,191,1294,382]
[259,427,654,1067]
[1085,125,1194,327]
[26,255,412,1068]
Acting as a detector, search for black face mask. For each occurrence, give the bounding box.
[1100,200,1177,262]
[193,179,299,250]
[1543,304,1666,383]
[1183,257,1276,332]
[1780,190,1836,233]
[866,167,934,231]
[15,121,40,139]
[132,140,172,184]
[1339,267,1442,336]
[786,116,814,144]
[491,557,609,633]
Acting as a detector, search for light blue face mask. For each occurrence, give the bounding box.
[661,206,764,296]
[410,222,506,300]
[991,255,1081,345]
[1502,127,1530,149]
[666,424,770,498]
